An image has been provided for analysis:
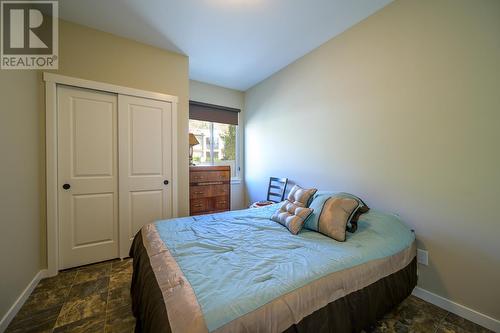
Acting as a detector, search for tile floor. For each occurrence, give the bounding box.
[6,259,134,333]
[6,259,492,333]
[366,296,493,333]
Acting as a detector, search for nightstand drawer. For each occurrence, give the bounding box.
[190,198,207,213]
[190,185,211,199]
[212,184,229,196]
[209,171,230,182]
[190,171,210,183]
[214,196,230,210]
[190,171,230,183]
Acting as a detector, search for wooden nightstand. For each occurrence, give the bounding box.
[189,166,231,215]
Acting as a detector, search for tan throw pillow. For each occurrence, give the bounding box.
[317,196,359,241]
[287,185,317,207]
[271,200,313,235]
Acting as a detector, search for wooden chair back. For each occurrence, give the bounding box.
[266,177,288,202]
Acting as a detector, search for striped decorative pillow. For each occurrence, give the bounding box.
[271,200,313,235]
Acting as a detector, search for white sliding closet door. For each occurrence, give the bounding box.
[118,95,173,258]
[58,86,119,269]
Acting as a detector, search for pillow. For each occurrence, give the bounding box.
[287,185,317,207]
[271,200,313,235]
[304,192,370,237]
[347,204,369,233]
[316,196,359,241]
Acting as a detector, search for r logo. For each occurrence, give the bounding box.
[1,1,58,68]
[2,2,53,54]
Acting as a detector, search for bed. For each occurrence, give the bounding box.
[130,203,417,333]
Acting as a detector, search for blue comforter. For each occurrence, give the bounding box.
[154,204,414,332]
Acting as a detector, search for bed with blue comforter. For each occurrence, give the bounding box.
[130,204,417,333]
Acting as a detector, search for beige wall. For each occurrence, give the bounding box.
[189,80,246,209]
[244,0,500,320]
[0,71,42,319]
[190,80,244,110]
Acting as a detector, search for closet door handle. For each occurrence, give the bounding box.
[163,180,169,185]
[62,184,71,190]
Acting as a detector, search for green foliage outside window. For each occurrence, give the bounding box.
[220,125,236,161]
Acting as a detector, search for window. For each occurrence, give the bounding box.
[189,101,240,178]
[190,119,238,177]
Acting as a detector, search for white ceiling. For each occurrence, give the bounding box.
[58,0,392,91]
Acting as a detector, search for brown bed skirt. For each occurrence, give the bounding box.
[130,230,417,333]
[130,230,172,333]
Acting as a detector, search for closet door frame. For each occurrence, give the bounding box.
[44,72,179,277]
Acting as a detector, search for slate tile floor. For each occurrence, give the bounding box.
[7,259,492,333]
[6,259,135,333]
[365,296,493,333]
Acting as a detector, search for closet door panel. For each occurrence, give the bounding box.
[129,190,164,237]
[119,95,173,258]
[130,105,163,175]
[72,101,114,177]
[57,86,119,269]
[72,193,115,246]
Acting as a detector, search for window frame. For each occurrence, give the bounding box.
[189,116,241,182]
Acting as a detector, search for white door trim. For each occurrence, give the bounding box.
[44,73,179,277]
[44,73,179,103]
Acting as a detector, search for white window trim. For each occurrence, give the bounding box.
[209,122,215,163]
[233,122,242,181]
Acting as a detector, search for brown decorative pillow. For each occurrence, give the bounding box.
[317,196,360,241]
[271,200,314,235]
[287,185,317,207]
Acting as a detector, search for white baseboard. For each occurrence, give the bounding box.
[412,287,500,332]
[0,269,47,333]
